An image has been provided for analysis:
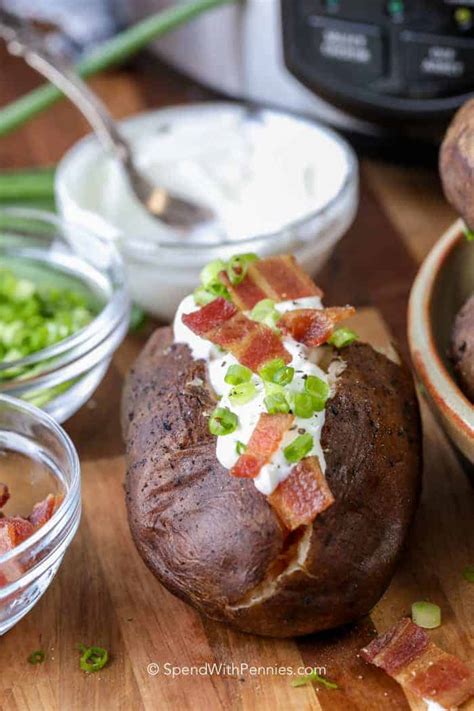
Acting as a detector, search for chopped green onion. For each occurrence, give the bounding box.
[464,227,474,242]
[27,650,45,665]
[462,565,474,583]
[200,259,226,286]
[264,393,290,415]
[328,328,358,349]
[273,366,295,386]
[291,670,338,689]
[129,304,147,333]
[305,375,330,411]
[293,392,314,419]
[250,298,280,330]
[224,363,252,386]
[259,358,287,383]
[193,280,230,306]
[284,433,313,463]
[79,646,109,673]
[236,441,247,455]
[264,381,285,397]
[209,407,238,436]
[229,382,257,406]
[226,253,258,285]
[411,601,441,629]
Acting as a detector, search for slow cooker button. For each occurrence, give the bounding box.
[401,31,474,83]
[304,16,386,83]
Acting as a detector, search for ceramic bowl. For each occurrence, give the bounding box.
[408,219,474,464]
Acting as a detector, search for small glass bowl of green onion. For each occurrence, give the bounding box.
[0,208,130,422]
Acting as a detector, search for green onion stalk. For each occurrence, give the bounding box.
[0,0,236,138]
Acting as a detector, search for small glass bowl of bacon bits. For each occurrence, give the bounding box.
[0,395,80,635]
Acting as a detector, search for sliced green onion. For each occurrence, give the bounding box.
[27,650,45,665]
[328,327,358,349]
[464,227,474,242]
[209,407,238,436]
[259,358,287,383]
[305,375,330,411]
[462,565,474,583]
[264,393,290,415]
[293,392,314,419]
[129,304,147,333]
[284,433,313,463]
[229,382,257,406]
[224,363,252,386]
[411,601,441,629]
[200,259,226,286]
[273,366,295,386]
[193,280,230,306]
[226,253,258,285]
[291,670,338,689]
[264,381,285,397]
[236,441,247,455]
[79,646,109,673]
[250,298,280,330]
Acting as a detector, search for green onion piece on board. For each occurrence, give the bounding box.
[462,565,474,583]
[224,364,252,386]
[291,670,338,689]
[229,382,257,406]
[79,646,109,673]
[27,650,45,665]
[284,433,313,463]
[209,407,238,436]
[328,328,358,349]
[411,601,441,629]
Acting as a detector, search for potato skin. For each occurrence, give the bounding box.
[440,99,474,229]
[123,328,422,637]
[451,294,474,402]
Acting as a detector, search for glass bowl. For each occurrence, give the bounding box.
[56,103,359,321]
[0,394,81,635]
[0,208,131,423]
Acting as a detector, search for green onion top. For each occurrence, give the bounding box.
[236,441,247,455]
[79,646,109,673]
[224,363,252,386]
[284,433,313,463]
[291,670,338,689]
[264,392,291,415]
[194,252,260,306]
[328,327,358,349]
[226,253,258,285]
[249,298,280,330]
[304,375,330,411]
[259,358,287,383]
[209,407,238,436]
[27,650,45,665]
[0,267,95,381]
[411,601,441,629]
[229,382,257,406]
[292,392,314,419]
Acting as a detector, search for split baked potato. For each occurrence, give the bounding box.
[122,256,422,637]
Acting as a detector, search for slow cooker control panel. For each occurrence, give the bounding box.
[281,0,474,118]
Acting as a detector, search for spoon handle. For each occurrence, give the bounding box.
[0,10,132,163]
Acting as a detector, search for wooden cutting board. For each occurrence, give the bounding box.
[0,47,472,711]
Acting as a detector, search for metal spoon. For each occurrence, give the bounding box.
[0,9,215,231]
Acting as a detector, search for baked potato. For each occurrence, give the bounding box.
[122,255,422,637]
[451,293,474,402]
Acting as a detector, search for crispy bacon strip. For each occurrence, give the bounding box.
[268,457,334,531]
[183,300,291,372]
[278,306,355,347]
[231,413,294,479]
[0,484,10,510]
[29,494,63,528]
[0,517,35,555]
[221,255,322,310]
[361,618,474,709]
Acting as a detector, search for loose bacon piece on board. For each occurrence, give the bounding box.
[278,306,355,347]
[268,457,335,531]
[183,299,291,373]
[361,617,474,709]
[220,255,323,310]
[0,484,10,509]
[29,494,63,528]
[231,413,294,479]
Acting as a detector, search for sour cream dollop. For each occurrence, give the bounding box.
[173,294,328,495]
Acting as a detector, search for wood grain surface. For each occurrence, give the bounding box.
[0,47,473,711]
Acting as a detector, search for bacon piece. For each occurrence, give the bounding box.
[278,306,355,347]
[231,413,294,479]
[361,618,474,709]
[182,297,237,336]
[183,299,291,373]
[29,494,63,528]
[0,517,35,555]
[0,484,10,509]
[268,457,335,531]
[220,255,322,310]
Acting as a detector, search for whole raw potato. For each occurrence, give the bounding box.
[122,328,422,637]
